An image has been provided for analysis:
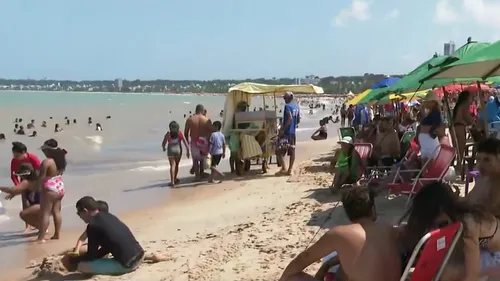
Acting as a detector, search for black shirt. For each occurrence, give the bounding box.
[79,212,144,268]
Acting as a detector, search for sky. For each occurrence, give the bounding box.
[0,0,499,80]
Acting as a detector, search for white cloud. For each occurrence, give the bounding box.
[384,8,400,20]
[334,0,371,27]
[434,0,459,24]
[463,0,500,28]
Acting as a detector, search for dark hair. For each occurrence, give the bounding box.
[16,163,37,181]
[477,137,500,155]
[12,142,27,154]
[169,121,180,138]
[453,91,471,121]
[96,200,109,213]
[213,121,222,131]
[0,133,5,140]
[341,186,375,221]
[400,181,486,250]
[42,139,67,173]
[195,104,204,114]
[76,196,99,212]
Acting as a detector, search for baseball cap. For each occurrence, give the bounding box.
[283,92,294,99]
[337,136,353,145]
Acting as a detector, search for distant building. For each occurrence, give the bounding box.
[444,41,456,56]
[297,75,320,85]
[114,78,123,91]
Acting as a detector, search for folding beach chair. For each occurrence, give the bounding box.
[338,127,356,141]
[388,144,456,206]
[400,222,463,281]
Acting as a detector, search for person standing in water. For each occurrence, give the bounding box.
[184,104,213,181]
[37,139,67,242]
[162,121,190,187]
[10,142,41,232]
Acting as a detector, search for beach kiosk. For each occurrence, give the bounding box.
[222,82,324,174]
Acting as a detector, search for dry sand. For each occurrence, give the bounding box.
[13,140,447,281]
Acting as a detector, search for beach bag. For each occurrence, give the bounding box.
[203,155,211,170]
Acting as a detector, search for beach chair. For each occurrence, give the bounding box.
[400,222,463,281]
[388,144,456,206]
[338,127,356,141]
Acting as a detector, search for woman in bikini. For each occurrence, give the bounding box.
[37,138,67,242]
[400,181,500,281]
[162,121,190,187]
[453,91,475,169]
[0,163,42,231]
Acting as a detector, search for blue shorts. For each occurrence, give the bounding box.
[78,258,140,275]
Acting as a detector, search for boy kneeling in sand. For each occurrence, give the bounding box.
[279,186,401,281]
[70,200,109,255]
[62,197,166,276]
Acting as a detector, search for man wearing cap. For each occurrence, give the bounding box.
[277,92,300,176]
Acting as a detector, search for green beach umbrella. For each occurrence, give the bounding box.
[422,40,500,82]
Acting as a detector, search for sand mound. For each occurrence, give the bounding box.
[31,255,67,277]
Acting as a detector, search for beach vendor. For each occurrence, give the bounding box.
[276,92,300,176]
[279,186,401,281]
[62,196,145,275]
[330,137,362,193]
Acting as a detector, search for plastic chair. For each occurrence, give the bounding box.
[338,127,356,141]
[388,144,456,207]
[401,222,463,281]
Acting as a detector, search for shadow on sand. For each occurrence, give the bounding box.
[306,187,408,230]
[0,231,37,248]
[25,272,92,281]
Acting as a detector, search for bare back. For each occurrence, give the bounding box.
[186,114,212,139]
[335,222,401,281]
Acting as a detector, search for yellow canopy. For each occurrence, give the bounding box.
[228,82,324,95]
[386,90,428,101]
[346,89,371,105]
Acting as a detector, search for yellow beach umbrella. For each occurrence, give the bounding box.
[346,89,371,105]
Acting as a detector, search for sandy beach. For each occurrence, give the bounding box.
[7,139,413,281]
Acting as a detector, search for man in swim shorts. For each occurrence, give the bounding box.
[185,104,213,180]
[62,196,144,276]
[276,92,300,176]
[279,186,401,281]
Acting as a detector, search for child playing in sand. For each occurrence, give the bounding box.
[208,121,226,183]
[71,200,109,255]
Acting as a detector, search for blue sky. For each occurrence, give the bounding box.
[0,0,499,80]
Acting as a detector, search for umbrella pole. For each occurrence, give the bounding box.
[478,81,489,136]
[407,83,423,103]
[442,86,461,169]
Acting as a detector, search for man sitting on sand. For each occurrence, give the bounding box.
[71,200,109,255]
[62,196,145,275]
[185,104,213,180]
[279,186,401,281]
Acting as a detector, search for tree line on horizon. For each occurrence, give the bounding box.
[0,73,402,94]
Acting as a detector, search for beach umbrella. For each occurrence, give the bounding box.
[464,83,490,93]
[346,89,371,105]
[422,40,500,83]
[371,77,401,89]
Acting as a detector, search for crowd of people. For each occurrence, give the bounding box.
[278,88,500,281]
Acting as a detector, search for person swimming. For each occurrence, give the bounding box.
[106,115,111,119]
[27,119,35,129]
[29,131,37,137]
[73,119,77,124]
[41,121,47,127]
[88,117,92,125]
[66,119,70,125]
[54,124,63,132]
[95,123,103,131]
[0,133,5,140]
[14,124,19,132]
[17,126,25,135]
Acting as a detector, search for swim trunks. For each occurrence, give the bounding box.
[191,137,208,161]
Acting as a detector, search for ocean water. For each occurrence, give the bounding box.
[0,91,344,271]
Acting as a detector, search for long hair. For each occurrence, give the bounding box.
[169,121,180,138]
[42,139,67,174]
[453,91,471,121]
[399,181,486,250]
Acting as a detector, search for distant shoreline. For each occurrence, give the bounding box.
[0,90,345,98]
